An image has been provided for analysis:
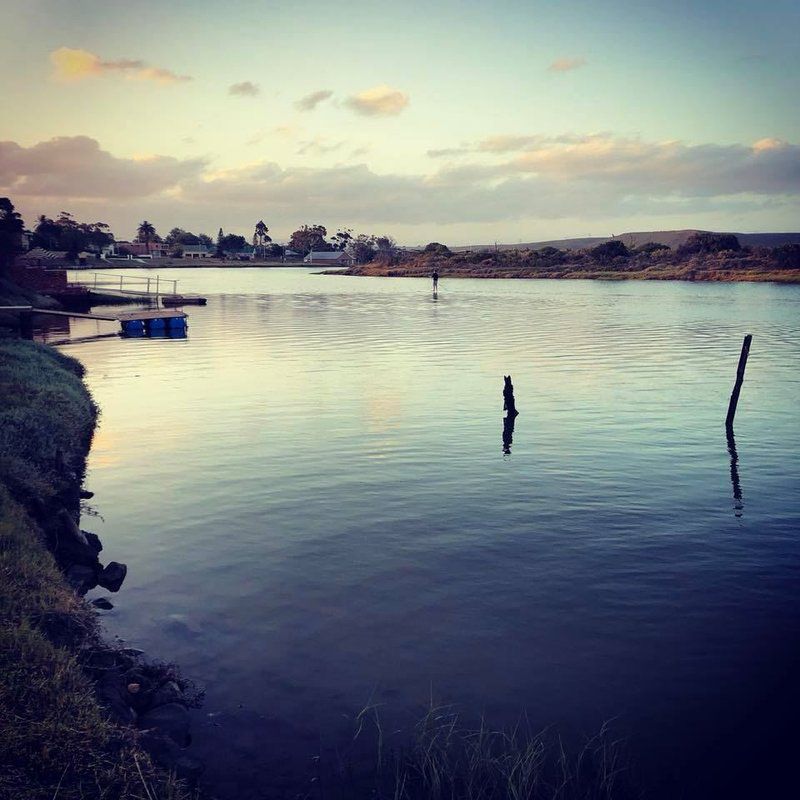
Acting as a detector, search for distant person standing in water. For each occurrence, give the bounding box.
[432,270,439,291]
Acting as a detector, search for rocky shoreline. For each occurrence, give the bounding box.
[0,336,205,797]
[42,484,206,783]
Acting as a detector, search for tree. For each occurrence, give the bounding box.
[331,228,353,251]
[0,197,24,276]
[288,224,329,257]
[590,239,629,264]
[349,234,376,264]
[634,242,671,256]
[219,233,247,253]
[678,232,740,256]
[424,242,451,255]
[137,220,157,247]
[165,227,200,248]
[198,233,213,248]
[216,228,225,258]
[252,220,272,259]
[774,243,800,269]
[31,211,113,258]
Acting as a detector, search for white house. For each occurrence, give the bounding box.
[183,245,212,259]
[303,251,355,265]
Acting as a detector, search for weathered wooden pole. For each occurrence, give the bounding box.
[725,334,752,428]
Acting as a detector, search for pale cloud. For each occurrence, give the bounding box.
[344,85,409,117]
[3,134,798,236]
[0,136,204,199]
[547,57,587,73]
[296,137,344,156]
[229,81,260,97]
[50,47,192,84]
[295,89,333,111]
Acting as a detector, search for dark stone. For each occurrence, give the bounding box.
[138,702,190,746]
[79,489,94,499]
[57,537,99,569]
[96,672,136,725]
[91,597,114,610]
[149,680,184,709]
[66,564,98,594]
[83,531,102,553]
[98,561,127,592]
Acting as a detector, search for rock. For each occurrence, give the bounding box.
[91,597,114,610]
[150,680,183,708]
[57,537,100,569]
[83,531,102,553]
[79,489,94,499]
[66,564,98,595]
[138,702,190,746]
[96,672,136,725]
[98,562,127,592]
[127,683,141,694]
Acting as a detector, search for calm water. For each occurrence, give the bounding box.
[54,269,800,798]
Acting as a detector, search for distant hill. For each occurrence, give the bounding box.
[454,230,800,252]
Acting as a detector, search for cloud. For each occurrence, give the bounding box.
[3,134,798,237]
[296,137,344,156]
[547,57,587,73]
[295,89,333,111]
[229,81,260,97]
[50,47,192,84]
[344,85,409,117]
[0,136,204,200]
[505,134,800,196]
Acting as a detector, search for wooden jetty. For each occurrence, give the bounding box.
[160,294,207,306]
[1,305,188,337]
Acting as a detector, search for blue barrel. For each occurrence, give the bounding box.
[168,315,187,329]
[121,319,145,335]
[147,317,166,332]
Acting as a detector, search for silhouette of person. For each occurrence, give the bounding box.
[432,270,439,291]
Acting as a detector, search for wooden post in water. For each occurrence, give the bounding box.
[725,334,752,428]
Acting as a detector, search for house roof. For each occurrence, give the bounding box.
[304,251,352,260]
[19,247,68,261]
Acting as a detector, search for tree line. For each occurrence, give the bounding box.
[0,197,397,266]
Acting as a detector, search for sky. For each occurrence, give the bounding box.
[1,0,799,245]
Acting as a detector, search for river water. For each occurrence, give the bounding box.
[52,268,800,798]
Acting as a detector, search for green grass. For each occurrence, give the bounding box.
[0,338,196,800]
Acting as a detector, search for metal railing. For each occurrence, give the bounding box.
[72,272,179,298]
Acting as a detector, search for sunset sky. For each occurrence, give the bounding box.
[1,0,799,244]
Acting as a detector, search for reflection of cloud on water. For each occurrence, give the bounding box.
[364,388,404,433]
[89,422,123,468]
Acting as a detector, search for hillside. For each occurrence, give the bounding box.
[454,230,800,253]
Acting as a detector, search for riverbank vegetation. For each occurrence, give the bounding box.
[0,337,194,800]
[332,233,800,282]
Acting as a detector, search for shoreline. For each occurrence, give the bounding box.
[323,266,800,283]
[0,334,203,798]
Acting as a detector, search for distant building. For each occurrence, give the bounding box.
[183,244,212,259]
[11,249,69,293]
[303,251,355,265]
[129,241,167,258]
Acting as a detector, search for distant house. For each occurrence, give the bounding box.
[129,241,167,258]
[303,251,354,265]
[11,249,69,293]
[183,245,212,259]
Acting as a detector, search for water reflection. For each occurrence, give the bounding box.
[726,425,744,517]
[502,413,516,455]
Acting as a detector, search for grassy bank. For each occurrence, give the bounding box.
[331,236,800,283]
[0,337,193,800]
